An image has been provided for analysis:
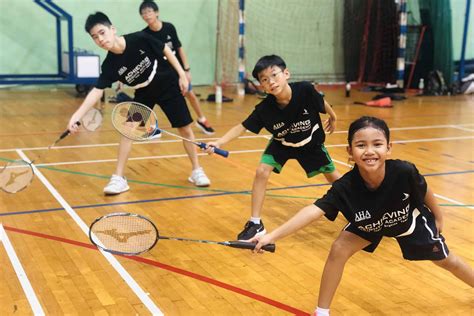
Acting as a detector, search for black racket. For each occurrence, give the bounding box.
[89,212,275,256]
[111,101,229,158]
[0,109,102,194]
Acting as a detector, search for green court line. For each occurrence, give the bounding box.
[2,158,472,205]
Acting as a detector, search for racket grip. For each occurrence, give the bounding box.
[227,241,276,253]
[198,143,229,158]
[60,121,81,139]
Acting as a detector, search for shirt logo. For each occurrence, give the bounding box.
[273,122,285,130]
[302,108,309,115]
[118,66,127,76]
[139,49,145,55]
[167,35,171,40]
[402,193,410,201]
[355,210,371,222]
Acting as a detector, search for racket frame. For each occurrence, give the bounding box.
[89,212,159,256]
[89,212,275,255]
[111,101,229,157]
[0,122,80,194]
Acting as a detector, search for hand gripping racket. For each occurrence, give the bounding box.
[89,212,276,256]
[0,109,102,194]
[111,101,229,157]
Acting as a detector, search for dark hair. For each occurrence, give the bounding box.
[347,116,390,145]
[85,12,112,33]
[251,55,286,80]
[140,0,159,14]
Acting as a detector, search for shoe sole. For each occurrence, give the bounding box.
[104,186,130,195]
[195,122,215,135]
[238,228,267,242]
[188,177,210,187]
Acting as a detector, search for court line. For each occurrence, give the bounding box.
[0,224,45,315]
[0,122,472,153]
[3,225,310,316]
[1,135,472,169]
[16,150,164,315]
[2,169,472,218]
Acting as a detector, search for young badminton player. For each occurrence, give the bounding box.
[252,116,474,315]
[67,12,210,194]
[139,0,215,135]
[205,55,341,240]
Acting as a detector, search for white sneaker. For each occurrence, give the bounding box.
[188,167,210,187]
[104,174,129,195]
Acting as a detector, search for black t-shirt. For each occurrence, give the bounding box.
[143,22,183,66]
[242,81,326,147]
[96,31,175,89]
[315,160,428,237]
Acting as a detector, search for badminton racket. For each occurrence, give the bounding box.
[0,109,102,194]
[111,101,229,157]
[89,212,275,256]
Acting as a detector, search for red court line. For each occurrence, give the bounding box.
[4,225,310,315]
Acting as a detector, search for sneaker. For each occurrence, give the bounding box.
[103,174,129,195]
[237,220,266,241]
[188,167,210,187]
[196,119,215,135]
[149,128,162,139]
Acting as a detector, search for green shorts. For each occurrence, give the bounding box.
[260,140,335,177]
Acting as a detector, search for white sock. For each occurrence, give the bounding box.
[198,116,206,122]
[315,307,330,316]
[250,217,261,224]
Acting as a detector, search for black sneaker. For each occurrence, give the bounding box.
[237,220,266,241]
[196,119,215,135]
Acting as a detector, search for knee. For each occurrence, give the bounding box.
[328,240,354,262]
[255,165,272,180]
[178,125,194,139]
[433,256,456,270]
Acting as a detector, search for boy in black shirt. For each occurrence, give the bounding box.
[67,12,210,195]
[139,0,215,135]
[253,116,473,316]
[206,55,341,240]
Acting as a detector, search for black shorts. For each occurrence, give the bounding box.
[261,140,335,177]
[345,210,449,261]
[134,76,192,128]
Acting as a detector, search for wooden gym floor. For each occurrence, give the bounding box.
[0,85,472,315]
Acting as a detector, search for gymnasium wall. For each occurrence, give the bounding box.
[0,0,472,85]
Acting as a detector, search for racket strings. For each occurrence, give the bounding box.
[0,160,34,193]
[90,215,158,254]
[112,102,158,140]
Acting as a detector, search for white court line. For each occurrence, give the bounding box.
[16,150,163,315]
[0,122,473,153]
[0,224,45,315]
[22,135,473,169]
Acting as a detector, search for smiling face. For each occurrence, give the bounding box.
[347,126,392,174]
[257,66,290,95]
[89,23,117,50]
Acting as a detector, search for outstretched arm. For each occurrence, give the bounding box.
[177,47,191,82]
[252,204,326,251]
[205,124,247,153]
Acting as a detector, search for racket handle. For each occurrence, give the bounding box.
[227,241,276,253]
[60,121,81,140]
[198,143,229,158]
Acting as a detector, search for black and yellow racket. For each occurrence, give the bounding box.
[89,212,275,255]
[111,101,229,157]
[0,108,102,194]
